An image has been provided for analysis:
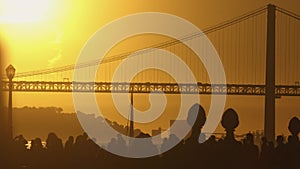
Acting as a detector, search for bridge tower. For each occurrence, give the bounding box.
[264,4,276,142]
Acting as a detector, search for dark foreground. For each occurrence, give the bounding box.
[0,106,299,169]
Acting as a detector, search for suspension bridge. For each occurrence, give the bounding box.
[1,4,300,141]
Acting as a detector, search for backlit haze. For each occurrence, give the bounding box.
[1,0,300,139]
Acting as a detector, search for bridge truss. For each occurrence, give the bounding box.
[2,81,300,96]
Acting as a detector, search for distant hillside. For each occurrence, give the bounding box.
[12,106,142,143]
[13,106,84,141]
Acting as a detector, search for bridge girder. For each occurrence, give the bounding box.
[1,81,300,96]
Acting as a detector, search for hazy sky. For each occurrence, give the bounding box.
[1,0,300,137]
[2,0,300,70]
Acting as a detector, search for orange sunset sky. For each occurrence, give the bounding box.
[0,0,300,137]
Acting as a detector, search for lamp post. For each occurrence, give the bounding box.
[6,64,15,140]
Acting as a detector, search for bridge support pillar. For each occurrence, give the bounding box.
[264,4,276,142]
[129,92,134,137]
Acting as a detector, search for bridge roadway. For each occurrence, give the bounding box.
[1,81,300,96]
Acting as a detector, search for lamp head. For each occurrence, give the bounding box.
[6,64,15,80]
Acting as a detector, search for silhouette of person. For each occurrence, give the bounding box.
[13,135,27,154]
[160,137,169,154]
[160,134,180,154]
[115,134,127,155]
[274,135,285,169]
[46,132,63,153]
[243,133,259,169]
[45,132,64,169]
[186,103,206,144]
[30,137,45,169]
[161,104,207,169]
[107,138,118,153]
[65,136,74,152]
[216,108,243,169]
[31,138,43,152]
[184,104,207,168]
[132,132,158,156]
[284,117,300,169]
[64,136,74,167]
[11,135,28,168]
[123,132,160,169]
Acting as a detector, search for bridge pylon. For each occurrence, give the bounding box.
[264,4,276,142]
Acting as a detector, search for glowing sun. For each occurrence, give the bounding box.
[0,0,50,23]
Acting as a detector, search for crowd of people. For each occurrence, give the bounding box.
[0,104,299,169]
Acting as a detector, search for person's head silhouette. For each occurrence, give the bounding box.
[276,135,284,145]
[288,116,300,137]
[187,104,206,142]
[246,133,254,145]
[221,108,239,132]
[221,108,239,141]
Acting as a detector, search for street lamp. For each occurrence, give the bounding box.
[6,65,15,80]
[6,64,15,140]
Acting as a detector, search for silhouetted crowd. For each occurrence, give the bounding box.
[0,104,299,169]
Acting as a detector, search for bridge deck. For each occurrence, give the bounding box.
[1,81,300,96]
